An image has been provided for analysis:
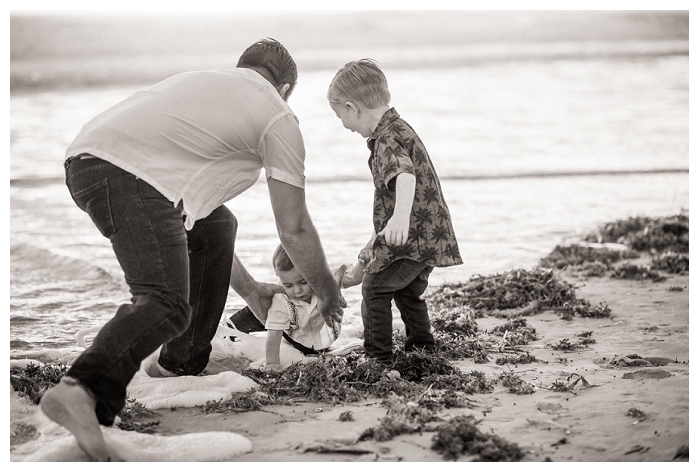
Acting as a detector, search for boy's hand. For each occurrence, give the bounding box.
[379,214,410,246]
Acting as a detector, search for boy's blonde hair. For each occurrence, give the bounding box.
[327,59,391,109]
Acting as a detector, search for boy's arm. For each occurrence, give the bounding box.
[265,329,284,371]
[379,172,416,246]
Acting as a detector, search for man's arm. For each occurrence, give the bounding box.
[229,254,283,323]
[267,178,345,325]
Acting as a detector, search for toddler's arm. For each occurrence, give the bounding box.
[264,330,284,372]
[379,173,416,246]
[341,260,365,288]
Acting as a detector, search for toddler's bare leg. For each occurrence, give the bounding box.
[40,377,118,461]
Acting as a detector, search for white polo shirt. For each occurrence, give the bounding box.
[65,68,305,230]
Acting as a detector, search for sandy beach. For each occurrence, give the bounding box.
[10,245,690,462]
[147,265,690,462]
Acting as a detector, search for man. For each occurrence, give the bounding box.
[39,38,345,461]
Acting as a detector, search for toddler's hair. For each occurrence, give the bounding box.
[327,59,391,108]
[237,38,298,96]
[272,244,295,273]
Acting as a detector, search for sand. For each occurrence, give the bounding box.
[10,265,690,462]
[133,269,691,462]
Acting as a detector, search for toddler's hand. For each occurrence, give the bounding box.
[341,263,364,289]
[379,215,410,246]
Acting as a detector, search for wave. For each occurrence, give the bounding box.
[10,39,688,92]
[11,167,689,188]
[10,241,115,284]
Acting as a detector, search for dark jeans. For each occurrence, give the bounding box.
[64,155,236,426]
[361,258,434,362]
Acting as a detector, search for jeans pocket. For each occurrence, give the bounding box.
[397,259,425,283]
[69,178,116,238]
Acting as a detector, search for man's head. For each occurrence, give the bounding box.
[237,38,298,101]
[272,244,313,303]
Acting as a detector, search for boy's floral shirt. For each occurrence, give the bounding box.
[364,107,462,274]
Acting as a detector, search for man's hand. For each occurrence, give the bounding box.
[242,281,284,324]
[317,264,346,326]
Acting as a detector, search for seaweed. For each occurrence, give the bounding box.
[611,264,667,282]
[358,394,442,441]
[10,363,68,404]
[117,398,160,434]
[498,372,536,395]
[539,244,638,269]
[491,317,538,345]
[582,213,688,254]
[651,252,689,275]
[495,352,537,365]
[431,415,525,461]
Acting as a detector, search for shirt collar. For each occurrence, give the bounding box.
[367,107,400,143]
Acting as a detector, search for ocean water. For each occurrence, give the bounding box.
[9,53,689,363]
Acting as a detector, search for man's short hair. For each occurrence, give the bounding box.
[237,38,298,96]
[327,58,391,108]
[272,244,295,273]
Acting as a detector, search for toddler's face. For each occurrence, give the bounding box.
[277,267,314,304]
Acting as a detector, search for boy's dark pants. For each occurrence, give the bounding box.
[361,258,434,362]
[64,155,236,426]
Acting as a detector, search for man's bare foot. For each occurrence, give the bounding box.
[40,377,118,461]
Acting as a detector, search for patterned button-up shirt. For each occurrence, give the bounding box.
[365,108,462,274]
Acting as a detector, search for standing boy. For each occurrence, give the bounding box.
[328,59,462,364]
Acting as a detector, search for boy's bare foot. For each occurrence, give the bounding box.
[40,377,118,461]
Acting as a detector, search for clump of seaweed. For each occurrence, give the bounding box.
[204,390,276,413]
[555,299,612,320]
[547,338,587,351]
[429,268,574,315]
[10,363,68,404]
[424,370,495,395]
[498,371,536,395]
[242,352,387,404]
[495,352,537,365]
[583,213,688,254]
[539,244,638,270]
[358,394,442,441]
[431,415,525,461]
[431,308,479,337]
[339,411,354,422]
[651,251,689,275]
[117,398,160,433]
[611,264,667,282]
[490,317,538,346]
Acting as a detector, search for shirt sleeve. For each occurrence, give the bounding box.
[374,135,415,187]
[265,294,291,331]
[260,113,306,189]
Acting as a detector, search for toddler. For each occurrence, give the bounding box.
[264,244,341,371]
